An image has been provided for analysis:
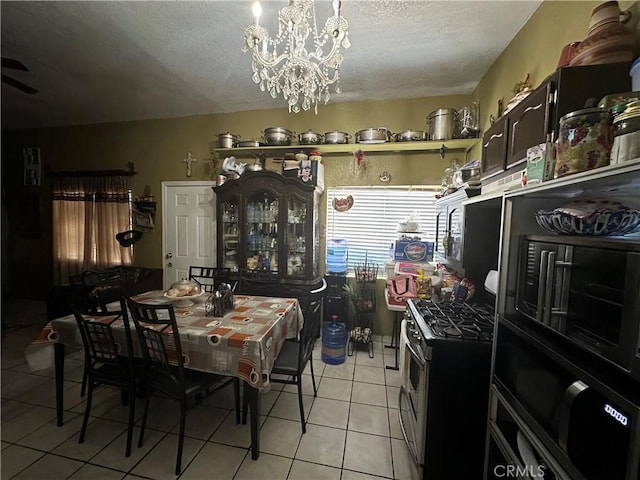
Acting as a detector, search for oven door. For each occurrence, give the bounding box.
[398,320,429,480]
[494,318,640,479]
[516,236,640,378]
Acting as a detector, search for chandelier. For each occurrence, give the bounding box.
[242,0,350,113]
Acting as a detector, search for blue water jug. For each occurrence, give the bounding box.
[322,315,347,365]
[326,239,348,274]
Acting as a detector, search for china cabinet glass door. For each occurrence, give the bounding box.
[221,198,240,272]
[245,192,279,271]
[286,197,307,276]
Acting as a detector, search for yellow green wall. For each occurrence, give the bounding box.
[470,0,638,158]
[3,0,636,335]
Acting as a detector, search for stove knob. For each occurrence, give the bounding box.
[410,331,422,342]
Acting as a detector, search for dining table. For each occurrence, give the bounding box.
[25,290,304,460]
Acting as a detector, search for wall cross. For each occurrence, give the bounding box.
[183,152,198,177]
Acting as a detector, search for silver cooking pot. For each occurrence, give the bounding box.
[393,130,428,142]
[218,132,240,148]
[299,130,323,145]
[356,127,390,144]
[426,109,459,140]
[323,131,351,144]
[263,127,293,146]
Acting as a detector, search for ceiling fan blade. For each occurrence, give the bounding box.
[1,57,29,71]
[1,74,38,94]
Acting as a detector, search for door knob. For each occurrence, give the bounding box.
[167,262,173,267]
[166,253,173,259]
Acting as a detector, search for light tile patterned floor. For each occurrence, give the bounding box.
[1,300,413,479]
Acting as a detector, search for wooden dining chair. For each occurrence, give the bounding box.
[267,278,327,433]
[125,297,240,475]
[73,279,122,398]
[188,266,231,292]
[71,299,139,457]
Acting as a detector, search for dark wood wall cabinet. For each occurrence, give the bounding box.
[481,62,631,181]
[434,188,502,300]
[213,170,321,299]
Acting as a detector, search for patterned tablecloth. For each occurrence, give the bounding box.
[26,291,303,391]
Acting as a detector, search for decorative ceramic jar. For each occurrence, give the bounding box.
[555,107,613,178]
[570,1,635,67]
[588,1,631,35]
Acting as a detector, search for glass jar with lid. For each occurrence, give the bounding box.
[611,101,640,164]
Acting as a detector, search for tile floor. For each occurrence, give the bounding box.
[1,300,413,479]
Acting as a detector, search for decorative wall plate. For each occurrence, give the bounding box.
[379,171,391,182]
[333,195,354,212]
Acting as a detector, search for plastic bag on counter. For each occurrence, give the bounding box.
[398,211,420,232]
[450,278,475,303]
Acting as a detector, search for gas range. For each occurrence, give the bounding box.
[406,298,495,345]
[399,297,496,479]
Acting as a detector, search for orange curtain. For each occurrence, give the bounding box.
[52,175,132,284]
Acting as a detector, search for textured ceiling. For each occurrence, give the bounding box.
[0,1,542,130]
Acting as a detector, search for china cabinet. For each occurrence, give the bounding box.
[213,170,322,298]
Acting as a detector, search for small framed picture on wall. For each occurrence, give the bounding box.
[23,147,41,186]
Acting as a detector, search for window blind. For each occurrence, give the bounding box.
[326,186,439,274]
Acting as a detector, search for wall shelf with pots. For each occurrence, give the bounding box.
[212,138,478,157]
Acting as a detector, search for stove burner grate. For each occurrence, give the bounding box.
[412,299,495,341]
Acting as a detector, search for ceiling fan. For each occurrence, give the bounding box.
[1,57,38,94]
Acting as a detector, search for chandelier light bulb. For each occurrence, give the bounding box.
[252,2,262,25]
[242,0,349,114]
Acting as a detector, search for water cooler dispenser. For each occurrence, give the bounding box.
[324,274,348,324]
[323,239,349,364]
[326,239,348,274]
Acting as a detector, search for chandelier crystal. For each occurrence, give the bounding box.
[242,0,350,114]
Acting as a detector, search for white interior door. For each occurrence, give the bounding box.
[162,181,216,290]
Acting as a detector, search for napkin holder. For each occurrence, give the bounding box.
[205,283,234,317]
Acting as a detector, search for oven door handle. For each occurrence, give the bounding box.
[401,321,427,366]
[536,250,549,323]
[398,386,420,465]
[406,338,426,366]
[558,380,589,453]
[542,251,556,326]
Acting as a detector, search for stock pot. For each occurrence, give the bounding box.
[299,130,323,145]
[394,130,428,142]
[218,132,239,148]
[356,127,390,144]
[426,109,458,140]
[263,127,293,145]
[324,131,351,144]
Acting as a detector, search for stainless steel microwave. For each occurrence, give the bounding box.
[515,235,640,381]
